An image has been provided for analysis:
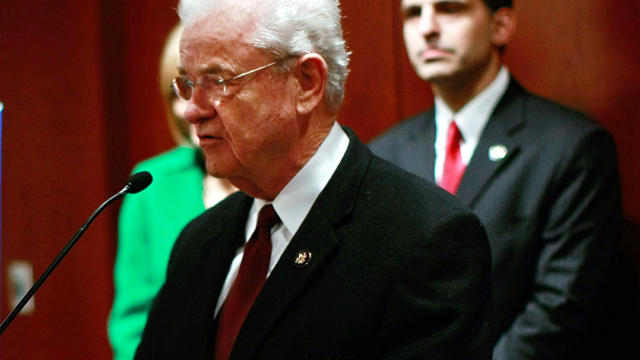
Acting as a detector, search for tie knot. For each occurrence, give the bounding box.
[447,120,463,144]
[257,204,280,231]
[440,120,466,194]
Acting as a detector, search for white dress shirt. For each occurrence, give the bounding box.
[214,122,350,316]
[434,66,510,182]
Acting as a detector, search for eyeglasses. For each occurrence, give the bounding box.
[172,59,284,101]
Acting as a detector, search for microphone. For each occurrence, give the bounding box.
[125,170,153,194]
[0,171,153,335]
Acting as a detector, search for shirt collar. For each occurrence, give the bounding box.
[246,122,349,240]
[435,66,510,147]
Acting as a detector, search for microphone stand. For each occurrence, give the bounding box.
[0,184,132,335]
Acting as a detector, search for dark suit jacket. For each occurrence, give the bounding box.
[370,79,627,359]
[135,130,492,360]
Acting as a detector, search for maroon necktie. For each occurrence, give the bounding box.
[214,204,279,360]
[439,121,466,194]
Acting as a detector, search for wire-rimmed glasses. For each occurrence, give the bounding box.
[172,58,287,101]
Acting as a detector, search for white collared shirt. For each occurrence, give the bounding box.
[434,67,510,182]
[214,122,350,316]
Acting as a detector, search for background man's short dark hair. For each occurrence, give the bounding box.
[483,0,513,12]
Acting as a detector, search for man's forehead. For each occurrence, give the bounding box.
[178,42,252,74]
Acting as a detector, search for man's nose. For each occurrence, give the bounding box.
[417,8,439,37]
[184,88,217,125]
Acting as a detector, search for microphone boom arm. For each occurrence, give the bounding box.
[0,172,151,335]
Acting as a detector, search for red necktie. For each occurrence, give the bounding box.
[214,204,279,360]
[439,121,466,194]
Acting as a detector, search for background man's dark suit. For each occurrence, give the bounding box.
[370,79,629,358]
[135,131,492,359]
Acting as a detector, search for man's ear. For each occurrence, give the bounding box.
[294,53,328,115]
[491,7,517,47]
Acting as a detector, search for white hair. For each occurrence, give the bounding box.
[178,0,350,113]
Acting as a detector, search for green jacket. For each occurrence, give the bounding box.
[108,146,206,360]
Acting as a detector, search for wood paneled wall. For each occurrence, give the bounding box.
[1,1,638,358]
[0,1,114,358]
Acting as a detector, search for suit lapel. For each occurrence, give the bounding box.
[456,80,526,207]
[230,213,339,360]
[409,111,437,182]
[186,193,253,329]
[230,128,370,360]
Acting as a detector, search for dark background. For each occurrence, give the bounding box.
[1,0,638,358]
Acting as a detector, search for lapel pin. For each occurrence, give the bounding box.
[294,250,312,268]
[488,144,508,162]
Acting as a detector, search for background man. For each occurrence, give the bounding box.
[371,0,627,358]
[135,0,492,359]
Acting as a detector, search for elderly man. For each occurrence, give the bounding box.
[371,0,625,359]
[135,0,492,359]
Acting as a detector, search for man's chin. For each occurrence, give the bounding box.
[205,162,233,180]
[414,65,458,84]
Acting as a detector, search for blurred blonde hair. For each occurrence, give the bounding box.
[158,23,191,145]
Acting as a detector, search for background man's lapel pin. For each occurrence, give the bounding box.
[488,144,508,162]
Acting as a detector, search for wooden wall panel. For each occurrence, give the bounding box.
[0,1,114,358]
[123,1,181,169]
[340,0,433,142]
[0,1,637,359]
[339,1,399,141]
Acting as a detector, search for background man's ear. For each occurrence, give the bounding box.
[295,53,327,115]
[491,7,517,47]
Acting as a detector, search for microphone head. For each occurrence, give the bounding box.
[126,171,153,194]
